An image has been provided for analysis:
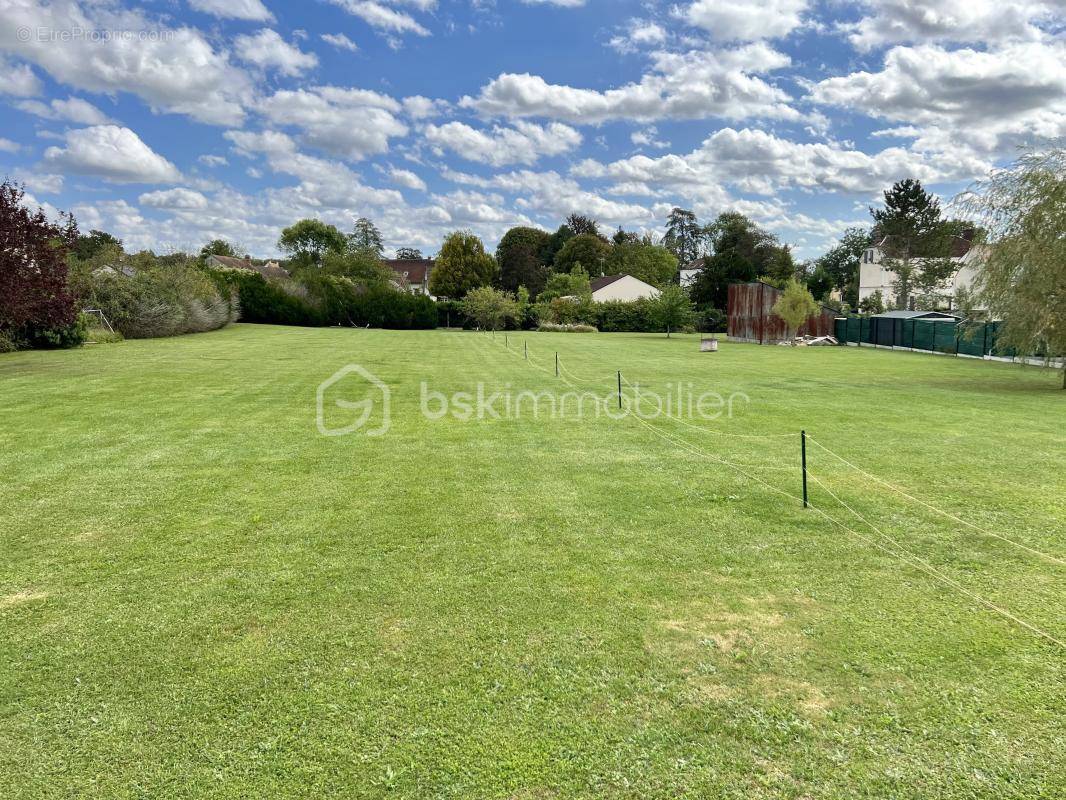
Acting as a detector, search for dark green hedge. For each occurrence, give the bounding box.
[592,299,656,332]
[209,268,318,326]
[207,269,438,330]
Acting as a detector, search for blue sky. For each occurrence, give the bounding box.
[0,0,1063,260]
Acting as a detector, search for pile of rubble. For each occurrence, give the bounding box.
[777,335,838,347]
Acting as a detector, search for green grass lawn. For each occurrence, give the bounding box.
[1,324,1063,798]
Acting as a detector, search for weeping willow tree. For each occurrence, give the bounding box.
[958,147,1066,387]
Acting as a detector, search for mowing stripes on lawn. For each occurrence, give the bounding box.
[487,332,1064,649]
[806,472,1065,649]
[4,326,1063,798]
[807,436,1066,567]
[620,374,798,440]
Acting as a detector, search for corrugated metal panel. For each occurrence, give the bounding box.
[727,282,838,344]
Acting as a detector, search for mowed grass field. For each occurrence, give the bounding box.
[1,324,1063,799]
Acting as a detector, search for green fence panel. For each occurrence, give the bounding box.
[957,323,986,357]
[860,317,875,344]
[900,319,915,349]
[847,316,860,343]
[835,318,847,342]
[933,321,958,354]
[873,318,895,346]
[912,320,935,351]
[984,322,1019,358]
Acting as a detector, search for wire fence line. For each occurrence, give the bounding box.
[618,374,797,440]
[807,472,1064,649]
[806,437,1065,567]
[477,332,1063,649]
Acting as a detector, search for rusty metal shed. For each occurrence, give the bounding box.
[727,281,840,344]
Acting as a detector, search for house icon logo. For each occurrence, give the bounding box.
[316,364,391,437]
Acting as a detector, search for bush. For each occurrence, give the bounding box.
[436,299,471,329]
[88,256,238,338]
[0,331,16,353]
[21,312,90,349]
[87,327,124,344]
[346,287,438,330]
[593,299,656,332]
[537,322,598,333]
[210,267,438,330]
[695,306,726,333]
[208,268,316,327]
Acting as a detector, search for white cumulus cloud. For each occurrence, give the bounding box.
[43,125,182,184]
[424,121,582,166]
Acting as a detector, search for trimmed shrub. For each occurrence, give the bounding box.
[210,267,438,330]
[436,299,472,329]
[208,268,317,326]
[537,322,598,333]
[346,287,438,329]
[593,299,656,332]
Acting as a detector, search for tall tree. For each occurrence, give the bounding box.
[0,181,79,346]
[565,213,600,238]
[871,180,959,309]
[705,212,779,264]
[497,226,551,298]
[429,231,498,299]
[278,219,347,269]
[348,217,384,258]
[540,224,574,267]
[663,208,704,265]
[762,244,797,285]
[394,247,423,260]
[690,250,757,309]
[689,213,784,309]
[605,241,678,287]
[871,179,944,249]
[74,230,122,262]
[814,227,870,306]
[959,147,1066,386]
[805,265,835,302]
[553,233,612,275]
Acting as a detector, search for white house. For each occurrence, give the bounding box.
[858,232,985,310]
[590,274,661,303]
[383,258,435,297]
[679,261,701,289]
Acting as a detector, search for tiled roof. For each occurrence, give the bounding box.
[209,254,290,280]
[590,274,627,292]
[384,259,434,284]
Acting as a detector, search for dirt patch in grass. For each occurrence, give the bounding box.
[1,590,48,610]
[650,593,831,716]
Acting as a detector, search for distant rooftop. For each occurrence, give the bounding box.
[872,310,960,320]
[589,274,626,292]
